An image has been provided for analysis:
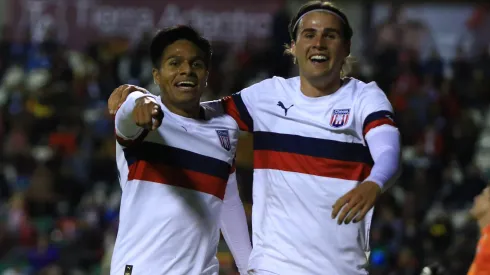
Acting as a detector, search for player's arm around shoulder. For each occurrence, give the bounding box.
[214,77,275,132]
[114,86,163,146]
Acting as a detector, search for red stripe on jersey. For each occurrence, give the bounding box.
[254,150,372,181]
[363,118,396,137]
[128,160,228,200]
[222,96,250,132]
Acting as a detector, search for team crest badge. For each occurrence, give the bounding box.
[216,130,231,151]
[330,109,350,128]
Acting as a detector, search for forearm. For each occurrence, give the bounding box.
[115,91,148,139]
[364,125,402,191]
[219,173,251,274]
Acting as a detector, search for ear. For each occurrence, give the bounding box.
[290,40,297,57]
[345,40,351,57]
[152,68,160,85]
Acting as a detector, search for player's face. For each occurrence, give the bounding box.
[153,39,208,108]
[470,187,490,219]
[290,11,349,80]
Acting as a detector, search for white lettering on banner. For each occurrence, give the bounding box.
[158,4,272,43]
[13,0,276,46]
[91,6,154,36]
[16,0,69,43]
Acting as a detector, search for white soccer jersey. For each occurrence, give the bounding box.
[111,94,240,275]
[218,77,397,275]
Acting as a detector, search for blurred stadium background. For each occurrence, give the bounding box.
[0,0,490,274]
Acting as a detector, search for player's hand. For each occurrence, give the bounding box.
[108,84,150,115]
[133,96,163,131]
[331,181,381,225]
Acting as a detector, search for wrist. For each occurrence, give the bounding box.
[362,179,383,193]
[135,94,157,104]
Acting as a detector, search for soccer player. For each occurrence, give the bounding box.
[467,185,490,275]
[111,26,251,275]
[108,1,401,274]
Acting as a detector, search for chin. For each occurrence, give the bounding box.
[177,94,201,105]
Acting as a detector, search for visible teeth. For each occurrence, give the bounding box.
[177,81,196,87]
[310,55,327,61]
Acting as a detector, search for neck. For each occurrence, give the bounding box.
[478,215,490,231]
[300,74,342,98]
[160,96,200,119]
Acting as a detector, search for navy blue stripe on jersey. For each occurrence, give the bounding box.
[123,142,231,180]
[363,110,396,130]
[254,131,373,165]
[362,110,397,136]
[231,93,254,131]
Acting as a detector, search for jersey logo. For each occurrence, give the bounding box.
[277,101,294,116]
[124,265,133,275]
[216,130,231,151]
[330,109,350,128]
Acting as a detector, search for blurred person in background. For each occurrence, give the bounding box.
[467,185,490,274]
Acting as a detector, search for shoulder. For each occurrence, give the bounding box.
[201,104,240,132]
[240,76,299,95]
[349,78,387,99]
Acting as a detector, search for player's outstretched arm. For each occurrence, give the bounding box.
[108,84,151,115]
[219,171,252,275]
[114,85,163,145]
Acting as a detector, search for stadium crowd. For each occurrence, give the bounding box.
[0,5,490,275]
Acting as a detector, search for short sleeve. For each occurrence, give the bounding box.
[220,80,266,132]
[357,82,397,138]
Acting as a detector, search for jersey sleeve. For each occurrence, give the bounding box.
[219,170,252,274]
[114,91,153,146]
[219,81,265,132]
[364,126,402,191]
[357,82,397,137]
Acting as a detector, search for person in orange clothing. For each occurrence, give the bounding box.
[468,185,490,275]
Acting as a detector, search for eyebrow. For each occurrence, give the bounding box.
[165,55,205,62]
[300,27,341,35]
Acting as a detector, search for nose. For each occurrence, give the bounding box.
[179,62,192,75]
[312,35,327,49]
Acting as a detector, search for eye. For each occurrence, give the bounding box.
[325,32,340,40]
[169,60,178,66]
[192,60,205,68]
[304,33,315,39]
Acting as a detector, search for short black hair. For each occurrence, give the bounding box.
[288,1,353,42]
[150,25,212,69]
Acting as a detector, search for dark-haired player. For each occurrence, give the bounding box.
[109,1,401,274]
[110,26,251,275]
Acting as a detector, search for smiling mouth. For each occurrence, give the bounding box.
[309,54,329,64]
[174,81,197,90]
